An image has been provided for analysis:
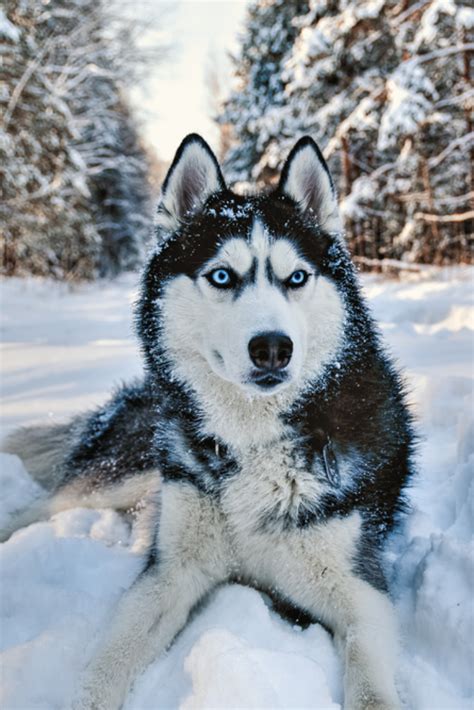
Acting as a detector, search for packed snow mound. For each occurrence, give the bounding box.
[0,268,473,709]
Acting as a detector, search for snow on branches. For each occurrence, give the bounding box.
[219,0,473,265]
[1,0,163,279]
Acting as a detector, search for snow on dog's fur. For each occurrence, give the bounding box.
[2,134,415,710]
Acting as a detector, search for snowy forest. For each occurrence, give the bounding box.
[1,0,164,279]
[219,0,474,267]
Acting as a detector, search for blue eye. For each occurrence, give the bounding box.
[206,268,234,289]
[286,270,309,288]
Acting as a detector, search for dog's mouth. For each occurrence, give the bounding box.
[206,351,294,394]
[249,370,289,390]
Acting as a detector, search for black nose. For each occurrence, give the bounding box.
[248,332,293,370]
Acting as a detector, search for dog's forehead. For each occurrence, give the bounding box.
[214,219,301,278]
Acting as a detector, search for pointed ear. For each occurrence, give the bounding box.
[278,137,343,233]
[156,134,226,232]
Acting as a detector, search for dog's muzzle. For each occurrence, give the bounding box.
[248,331,293,389]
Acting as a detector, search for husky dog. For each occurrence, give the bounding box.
[2,134,414,709]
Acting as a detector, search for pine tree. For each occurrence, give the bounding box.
[330,0,474,263]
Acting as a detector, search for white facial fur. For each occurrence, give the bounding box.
[160,219,345,408]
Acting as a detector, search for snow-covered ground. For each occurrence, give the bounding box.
[0,268,473,709]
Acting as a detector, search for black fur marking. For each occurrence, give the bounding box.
[152,395,238,496]
[268,595,315,630]
[265,257,274,285]
[249,585,331,633]
[143,541,160,573]
[233,257,257,299]
[64,379,158,488]
[352,524,390,593]
[264,257,288,297]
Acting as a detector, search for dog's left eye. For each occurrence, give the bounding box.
[206,268,235,289]
[285,270,309,288]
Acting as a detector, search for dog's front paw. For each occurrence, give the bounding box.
[344,680,401,710]
[71,667,129,710]
[348,701,400,710]
[344,690,401,710]
[71,695,100,710]
[72,688,123,710]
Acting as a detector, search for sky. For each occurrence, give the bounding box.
[131,0,249,162]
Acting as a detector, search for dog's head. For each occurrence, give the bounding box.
[139,134,350,400]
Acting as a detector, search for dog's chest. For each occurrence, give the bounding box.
[220,437,328,534]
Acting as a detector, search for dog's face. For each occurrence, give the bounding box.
[143,135,347,399]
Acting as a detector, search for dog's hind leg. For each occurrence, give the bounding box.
[73,482,231,710]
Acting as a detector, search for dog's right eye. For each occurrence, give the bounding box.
[206,268,236,289]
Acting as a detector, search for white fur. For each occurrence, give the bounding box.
[217,236,254,275]
[221,437,329,532]
[281,143,343,233]
[73,483,231,710]
[248,217,269,257]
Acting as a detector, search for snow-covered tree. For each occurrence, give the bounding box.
[1,3,99,278]
[88,98,156,276]
[1,0,161,279]
[332,0,474,263]
[220,0,474,264]
[219,0,309,186]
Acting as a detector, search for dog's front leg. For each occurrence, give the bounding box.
[73,563,213,710]
[333,579,400,710]
[285,571,399,709]
[73,482,230,710]
[259,518,401,710]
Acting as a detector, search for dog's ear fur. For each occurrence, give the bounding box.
[278,137,343,233]
[156,134,226,232]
